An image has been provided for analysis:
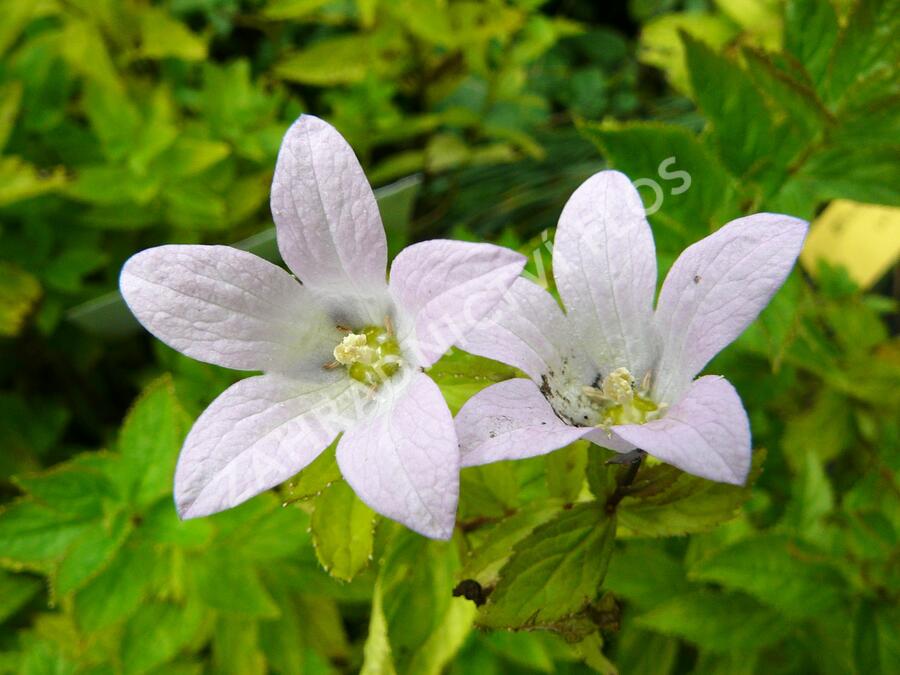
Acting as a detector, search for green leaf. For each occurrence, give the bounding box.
[310,479,376,582]
[854,600,900,675]
[0,569,41,623]
[212,617,266,675]
[54,510,132,596]
[283,443,342,503]
[784,0,838,88]
[428,349,519,414]
[58,18,121,91]
[120,600,206,675]
[74,539,161,632]
[741,47,828,140]
[0,263,41,337]
[0,80,22,151]
[635,589,790,652]
[14,459,117,520]
[637,12,738,94]
[117,375,191,509]
[459,501,563,587]
[605,540,689,610]
[578,120,736,239]
[824,0,900,109]
[361,577,398,675]
[793,144,900,206]
[682,33,791,181]
[139,8,207,61]
[616,450,764,537]
[155,137,231,178]
[545,442,588,501]
[688,534,847,618]
[190,552,279,618]
[0,156,67,207]
[263,0,332,20]
[0,500,91,570]
[478,501,615,629]
[275,35,379,85]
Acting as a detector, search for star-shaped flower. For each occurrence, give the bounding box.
[120,115,524,539]
[456,171,808,484]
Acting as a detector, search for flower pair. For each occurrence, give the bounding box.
[121,116,807,540]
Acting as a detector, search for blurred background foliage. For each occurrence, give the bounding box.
[0,0,898,673]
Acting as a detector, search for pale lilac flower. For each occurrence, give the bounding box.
[456,171,807,484]
[120,115,524,539]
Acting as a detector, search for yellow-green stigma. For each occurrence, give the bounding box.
[333,325,401,387]
[583,367,665,427]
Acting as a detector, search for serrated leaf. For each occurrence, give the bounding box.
[478,501,615,629]
[824,0,900,109]
[689,534,847,618]
[0,500,91,570]
[616,450,765,537]
[0,569,41,623]
[120,600,206,675]
[14,460,116,520]
[784,0,838,88]
[117,375,190,509]
[682,33,792,181]
[190,552,279,617]
[74,539,161,632]
[635,589,789,653]
[638,12,738,94]
[283,442,342,503]
[54,511,132,596]
[311,479,376,582]
[578,120,736,239]
[459,500,563,587]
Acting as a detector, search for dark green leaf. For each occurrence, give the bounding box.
[478,501,615,629]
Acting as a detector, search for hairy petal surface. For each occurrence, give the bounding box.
[271,115,387,304]
[175,373,361,519]
[653,214,808,403]
[459,278,588,383]
[336,373,458,539]
[456,378,590,467]
[613,376,752,484]
[120,245,338,374]
[552,170,657,377]
[389,240,525,367]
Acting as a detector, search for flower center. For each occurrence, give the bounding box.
[333,325,402,387]
[582,367,665,427]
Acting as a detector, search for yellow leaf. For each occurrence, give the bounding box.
[800,200,900,289]
[0,263,41,337]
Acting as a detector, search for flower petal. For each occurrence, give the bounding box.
[336,372,458,539]
[613,375,752,484]
[552,170,657,377]
[388,240,525,367]
[175,373,362,519]
[456,378,590,467]
[653,213,808,403]
[120,245,338,374]
[459,277,587,383]
[271,115,388,301]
